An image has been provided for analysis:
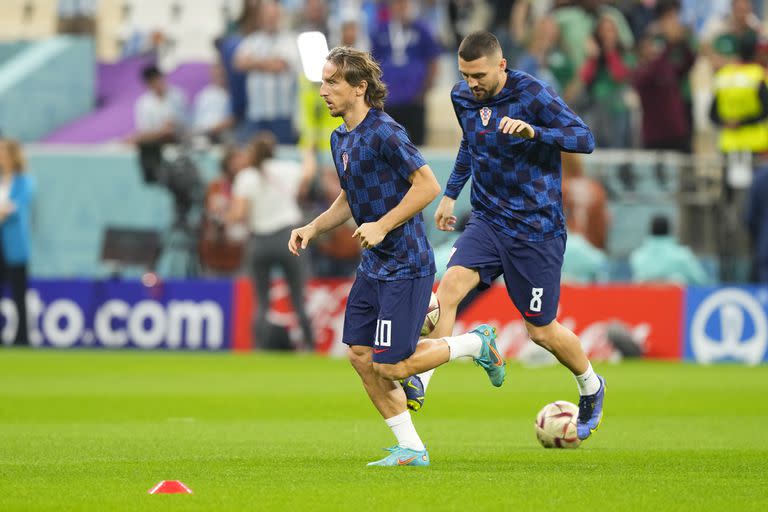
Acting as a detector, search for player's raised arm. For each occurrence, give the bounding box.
[525,80,595,154]
[288,190,352,255]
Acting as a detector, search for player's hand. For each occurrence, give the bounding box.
[288,224,318,256]
[499,117,535,139]
[352,222,387,249]
[434,196,457,231]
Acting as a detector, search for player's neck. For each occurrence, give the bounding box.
[490,71,508,98]
[342,104,371,132]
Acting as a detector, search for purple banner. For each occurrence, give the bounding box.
[1,279,233,350]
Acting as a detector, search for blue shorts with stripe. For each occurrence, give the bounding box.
[342,271,434,364]
[446,215,565,326]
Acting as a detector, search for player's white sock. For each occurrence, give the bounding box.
[575,363,601,396]
[417,369,434,392]
[385,410,425,451]
[446,333,482,360]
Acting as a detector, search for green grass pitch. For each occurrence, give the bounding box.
[0,350,766,511]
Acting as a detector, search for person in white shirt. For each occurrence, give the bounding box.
[193,61,234,144]
[234,0,300,144]
[131,65,188,183]
[229,131,314,350]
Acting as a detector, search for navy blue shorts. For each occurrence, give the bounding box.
[342,272,434,364]
[447,216,565,326]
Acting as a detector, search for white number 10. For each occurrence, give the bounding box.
[375,319,392,347]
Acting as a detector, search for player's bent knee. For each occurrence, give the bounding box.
[372,362,409,381]
[526,321,556,347]
[438,267,478,305]
[347,346,372,373]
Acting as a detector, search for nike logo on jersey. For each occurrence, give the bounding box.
[524,311,544,317]
[373,348,389,354]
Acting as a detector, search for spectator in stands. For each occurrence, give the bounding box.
[516,15,574,95]
[229,132,314,351]
[630,215,709,284]
[745,165,768,282]
[680,0,731,35]
[632,1,696,152]
[371,0,441,145]
[511,0,558,50]
[624,0,660,41]
[553,0,634,72]
[701,0,763,70]
[198,147,249,276]
[486,0,521,63]
[217,0,261,129]
[333,8,370,50]
[579,15,635,148]
[0,139,34,346]
[130,65,188,183]
[296,0,329,35]
[193,61,234,144]
[562,232,608,283]
[234,0,300,144]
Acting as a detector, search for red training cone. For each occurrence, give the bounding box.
[148,480,193,494]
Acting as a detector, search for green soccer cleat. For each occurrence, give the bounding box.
[367,446,430,467]
[471,324,506,387]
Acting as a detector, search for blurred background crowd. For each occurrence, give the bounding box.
[1,0,768,349]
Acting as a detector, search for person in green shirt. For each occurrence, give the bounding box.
[630,215,710,285]
[553,0,634,71]
[578,14,635,148]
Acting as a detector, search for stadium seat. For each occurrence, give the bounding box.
[606,202,678,258]
[0,0,57,41]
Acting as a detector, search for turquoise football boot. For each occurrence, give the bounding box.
[471,324,506,387]
[367,446,430,467]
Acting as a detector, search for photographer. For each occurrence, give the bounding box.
[129,65,188,184]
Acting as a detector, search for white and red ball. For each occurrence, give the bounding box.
[420,292,440,336]
[535,401,582,449]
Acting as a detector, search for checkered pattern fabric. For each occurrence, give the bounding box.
[331,109,436,281]
[446,70,595,241]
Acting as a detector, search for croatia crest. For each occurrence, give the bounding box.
[479,107,492,127]
[341,151,349,172]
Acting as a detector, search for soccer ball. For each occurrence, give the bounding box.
[420,292,440,336]
[535,401,582,449]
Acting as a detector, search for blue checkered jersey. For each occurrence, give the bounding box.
[447,70,595,241]
[331,108,436,281]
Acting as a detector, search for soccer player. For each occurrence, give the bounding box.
[426,31,605,440]
[288,47,505,466]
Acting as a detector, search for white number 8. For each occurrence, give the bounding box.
[529,288,543,312]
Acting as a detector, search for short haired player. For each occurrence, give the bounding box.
[419,31,605,440]
[289,47,507,466]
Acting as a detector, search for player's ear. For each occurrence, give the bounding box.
[498,57,507,71]
[357,80,368,97]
